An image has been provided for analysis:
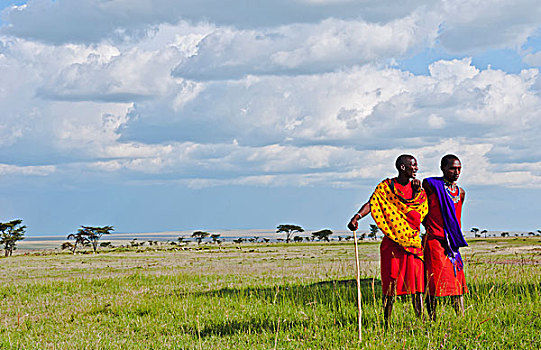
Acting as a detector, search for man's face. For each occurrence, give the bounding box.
[442,159,461,183]
[402,157,418,179]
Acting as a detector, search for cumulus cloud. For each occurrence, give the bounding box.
[130,58,541,151]
[81,136,541,190]
[129,58,541,188]
[1,0,434,44]
[0,1,540,194]
[172,14,439,79]
[2,0,539,61]
[0,36,135,165]
[31,22,212,103]
[438,0,541,52]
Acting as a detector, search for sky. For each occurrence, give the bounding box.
[0,0,540,237]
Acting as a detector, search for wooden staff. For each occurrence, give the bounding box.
[353,230,362,342]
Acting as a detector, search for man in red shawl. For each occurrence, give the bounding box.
[422,154,468,320]
[348,155,428,326]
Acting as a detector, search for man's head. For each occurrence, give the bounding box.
[395,154,418,179]
[441,154,461,183]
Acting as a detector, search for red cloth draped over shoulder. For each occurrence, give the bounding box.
[377,180,425,296]
[423,190,468,296]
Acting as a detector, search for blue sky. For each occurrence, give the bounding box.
[0,0,540,236]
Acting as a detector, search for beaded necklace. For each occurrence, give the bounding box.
[444,179,460,203]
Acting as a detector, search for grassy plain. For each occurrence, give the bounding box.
[1,237,540,349]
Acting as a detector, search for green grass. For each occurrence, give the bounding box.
[1,238,540,349]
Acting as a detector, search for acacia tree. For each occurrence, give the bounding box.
[74,226,114,253]
[276,224,304,243]
[481,229,488,238]
[192,231,210,245]
[293,236,303,242]
[211,233,221,244]
[368,224,379,240]
[177,236,188,246]
[471,227,480,238]
[311,229,333,242]
[67,229,90,254]
[0,219,26,257]
[61,242,75,253]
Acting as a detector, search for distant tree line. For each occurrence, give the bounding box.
[274,224,379,243]
[470,227,541,238]
[6,218,541,259]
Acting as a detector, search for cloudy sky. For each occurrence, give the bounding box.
[0,0,540,236]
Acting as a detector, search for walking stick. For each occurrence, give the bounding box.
[352,230,362,342]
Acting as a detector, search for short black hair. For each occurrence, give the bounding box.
[395,154,415,170]
[441,154,460,168]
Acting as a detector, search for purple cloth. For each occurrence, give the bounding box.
[425,177,468,271]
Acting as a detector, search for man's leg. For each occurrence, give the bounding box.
[383,295,394,327]
[411,292,424,319]
[452,295,465,316]
[426,294,437,321]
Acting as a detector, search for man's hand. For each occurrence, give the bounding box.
[411,179,421,192]
[348,213,361,231]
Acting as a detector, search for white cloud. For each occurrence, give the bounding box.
[0,163,55,176]
[80,135,541,190]
[428,58,479,88]
[128,58,540,153]
[33,22,212,102]
[0,37,135,160]
[523,50,541,66]
[438,0,541,52]
[427,114,445,128]
[172,14,439,80]
[0,0,434,44]
[4,25,540,189]
[0,1,540,192]
[3,0,539,59]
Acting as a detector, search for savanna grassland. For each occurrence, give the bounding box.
[1,238,540,349]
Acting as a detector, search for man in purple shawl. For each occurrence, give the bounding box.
[422,154,468,320]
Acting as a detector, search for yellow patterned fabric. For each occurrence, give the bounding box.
[369,179,428,250]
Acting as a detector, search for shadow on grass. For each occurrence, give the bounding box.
[184,278,384,337]
[182,279,540,337]
[190,278,382,304]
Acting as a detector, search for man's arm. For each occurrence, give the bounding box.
[460,188,465,203]
[348,201,371,231]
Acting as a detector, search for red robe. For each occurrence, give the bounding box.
[379,180,424,296]
[423,189,468,296]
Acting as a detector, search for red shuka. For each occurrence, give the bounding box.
[379,180,424,296]
[423,190,468,296]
